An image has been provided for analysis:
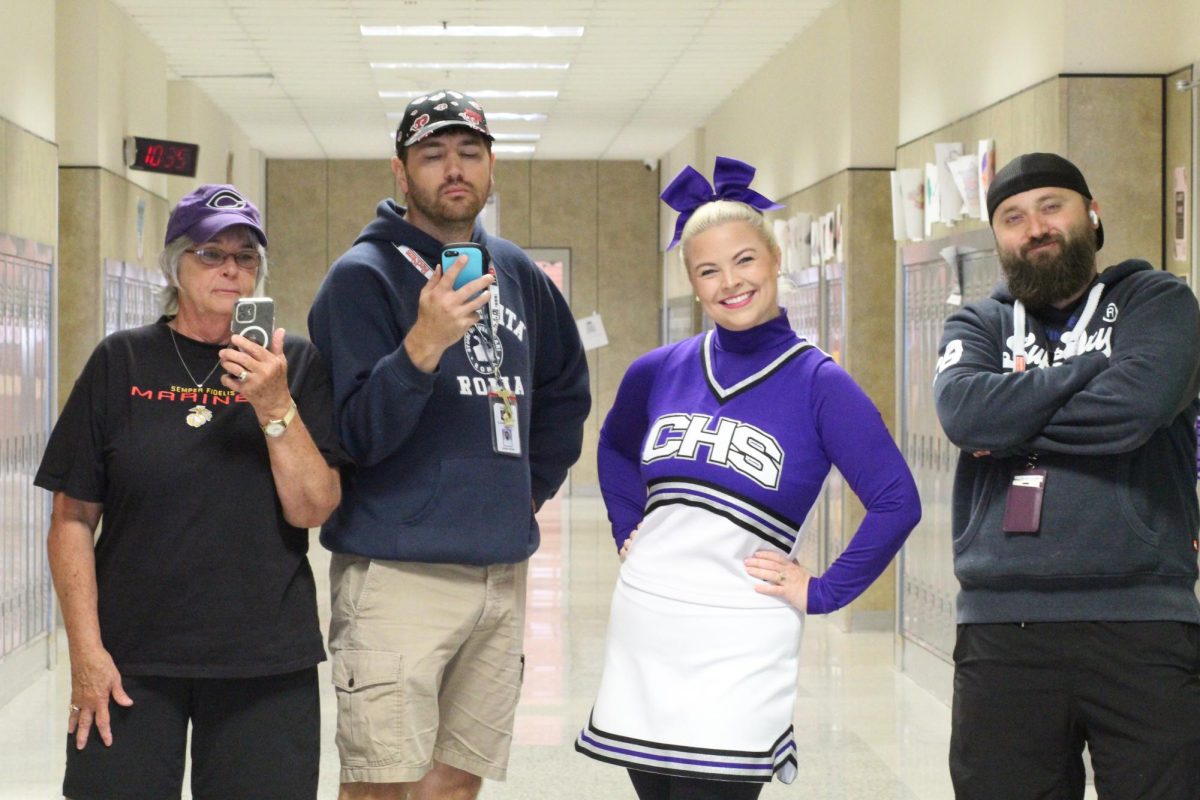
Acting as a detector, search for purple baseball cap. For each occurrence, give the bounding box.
[397,90,493,149]
[165,184,267,247]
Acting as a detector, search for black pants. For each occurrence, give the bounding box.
[63,668,320,800]
[628,769,765,800]
[950,621,1200,800]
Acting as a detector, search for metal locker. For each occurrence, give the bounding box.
[783,267,825,575]
[0,232,55,702]
[897,229,1000,674]
[822,262,847,573]
[104,259,167,336]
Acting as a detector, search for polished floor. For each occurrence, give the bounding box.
[0,496,972,799]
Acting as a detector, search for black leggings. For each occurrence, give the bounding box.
[627,769,765,800]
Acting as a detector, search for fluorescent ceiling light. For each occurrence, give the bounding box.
[379,90,558,99]
[486,112,548,122]
[362,25,583,38]
[386,111,547,123]
[492,133,541,142]
[383,137,540,152]
[371,62,569,71]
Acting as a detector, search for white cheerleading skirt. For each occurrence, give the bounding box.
[576,575,803,783]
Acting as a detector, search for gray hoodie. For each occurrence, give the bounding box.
[934,259,1200,624]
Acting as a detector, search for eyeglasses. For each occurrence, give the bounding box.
[186,247,262,271]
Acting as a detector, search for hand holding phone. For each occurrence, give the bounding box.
[230,297,275,349]
[405,246,493,373]
[441,243,488,291]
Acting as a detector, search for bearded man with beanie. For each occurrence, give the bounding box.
[933,152,1200,799]
[308,90,590,800]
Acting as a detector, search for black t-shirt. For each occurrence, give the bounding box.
[35,318,347,678]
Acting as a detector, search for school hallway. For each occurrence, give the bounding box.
[0,495,1000,800]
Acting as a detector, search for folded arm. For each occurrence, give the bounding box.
[1027,276,1200,455]
[933,303,1108,453]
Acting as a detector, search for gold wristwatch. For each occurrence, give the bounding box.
[262,400,297,438]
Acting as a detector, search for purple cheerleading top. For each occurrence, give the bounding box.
[598,310,920,613]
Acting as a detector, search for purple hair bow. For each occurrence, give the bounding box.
[660,156,784,250]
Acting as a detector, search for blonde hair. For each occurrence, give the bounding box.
[678,200,780,270]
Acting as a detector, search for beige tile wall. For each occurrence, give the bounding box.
[595,163,662,488]
[0,118,60,396]
[0,119,58,246]
[57,169,102,407]
[265,157,661,493]
[56,166,168,410]
[774,167,900,626]
[1064,76,1162,268]
[264,160,331,335]
[1164,65,1193,279]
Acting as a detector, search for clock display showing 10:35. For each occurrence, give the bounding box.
[123,136,200,177]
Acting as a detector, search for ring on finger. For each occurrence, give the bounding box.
[69,703,81,713]
[238,369,248,381]
[776,572,786,585]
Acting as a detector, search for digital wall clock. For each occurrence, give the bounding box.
[123,136,199,177]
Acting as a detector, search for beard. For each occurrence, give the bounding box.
[405,178,489,228]
[998,222,1098,309]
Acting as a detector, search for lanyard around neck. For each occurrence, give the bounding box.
[1011,282,1104,372]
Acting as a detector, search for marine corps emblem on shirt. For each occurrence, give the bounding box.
[186,405,213,428]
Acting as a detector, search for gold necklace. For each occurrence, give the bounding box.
[169,326,221,428]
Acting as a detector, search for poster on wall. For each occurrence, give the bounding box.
[934,142,964,224]
[822,211,836,263]
[924,163,939,238]
[895,168,924,242]
[978,139,995,222]
[890,171,907,241]
[810,219,822,265]
[526,247,569,301]
[575,312,609,351]
[773,219,790,274]
[834,204,843,263]
[948,154,980,219]
[789,212,812,273]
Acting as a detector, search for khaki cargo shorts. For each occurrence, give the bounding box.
[328,555,528,784]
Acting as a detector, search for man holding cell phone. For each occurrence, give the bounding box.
[309,90,591,800]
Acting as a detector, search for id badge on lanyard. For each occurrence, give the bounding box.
[483,273,520,457]
[1005,302,1050,532]
[489,389,520,455]
[1003,457,1046,534]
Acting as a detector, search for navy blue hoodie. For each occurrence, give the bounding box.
[308,200,591,564]
[934,260,1200,624]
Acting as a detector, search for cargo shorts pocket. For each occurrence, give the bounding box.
[331,650,406,767]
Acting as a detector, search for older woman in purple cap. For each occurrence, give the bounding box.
[35,184,346,799]
[575,158,920,799]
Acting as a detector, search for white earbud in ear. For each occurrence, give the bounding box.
[1089,210,1099,226]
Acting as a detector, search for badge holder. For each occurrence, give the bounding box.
[483,281,520,457]
[489,389,521,456]
[1003,454,1046,534]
